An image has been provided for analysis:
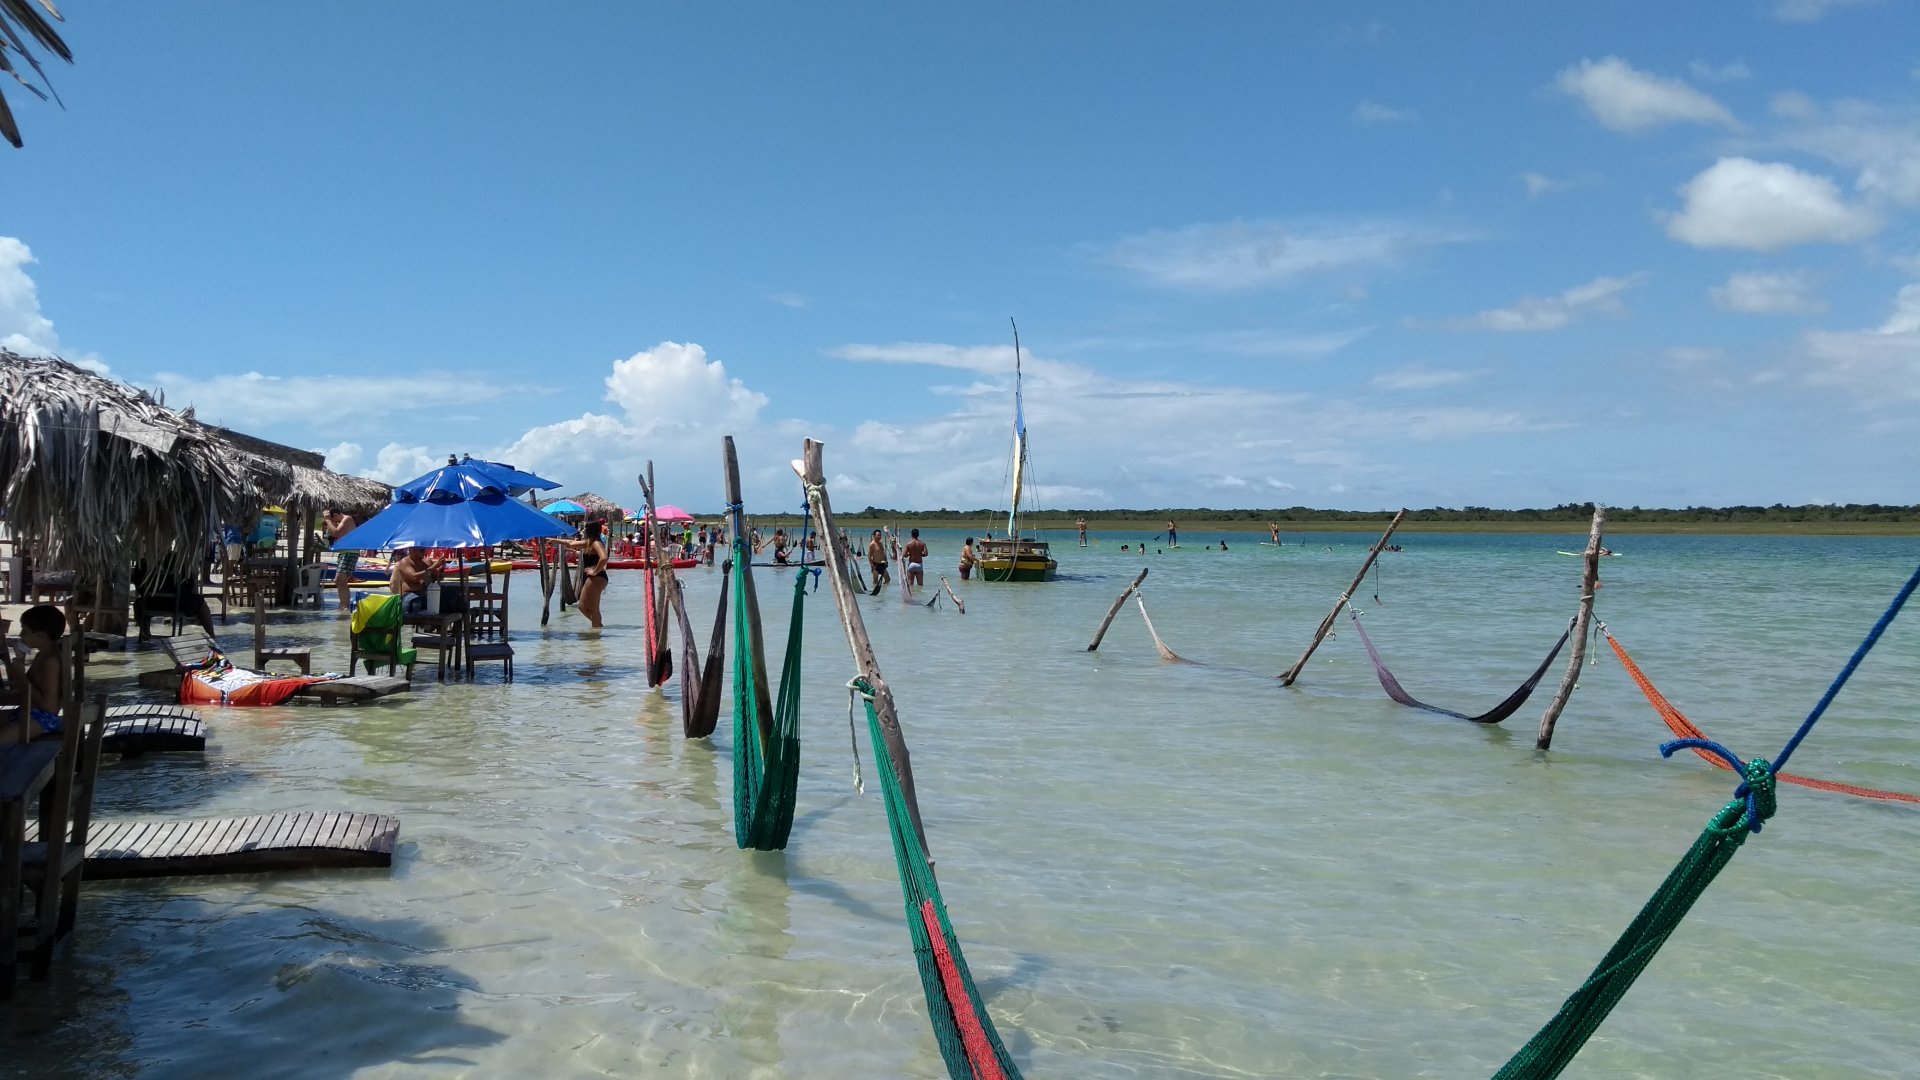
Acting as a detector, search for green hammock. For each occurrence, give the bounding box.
[732,553,803,850]
[853,678,1023,1080]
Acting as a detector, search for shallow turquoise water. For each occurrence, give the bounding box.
[7,530,1919,1078]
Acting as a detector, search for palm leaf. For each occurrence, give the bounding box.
[0,0,71,148]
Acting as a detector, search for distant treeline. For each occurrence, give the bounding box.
[813,502,1920,525]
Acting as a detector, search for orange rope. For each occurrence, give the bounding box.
[1605,631,1919,805]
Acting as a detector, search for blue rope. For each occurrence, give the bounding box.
[1655,561,1920,833]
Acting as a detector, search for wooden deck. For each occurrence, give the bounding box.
[102,705,207,754]
[29,811,400,879]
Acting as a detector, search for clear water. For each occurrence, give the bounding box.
[8,531,1920,1078]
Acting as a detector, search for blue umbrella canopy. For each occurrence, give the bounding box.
[542,499,587,515]
[332,463,577,552]
[394,456,560,500]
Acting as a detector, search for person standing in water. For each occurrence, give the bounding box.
[1166,520,1179,547]
[324,508,360,611]
[560,520,609,629]
[1268,521,1280,545]
[867,530,891,596]
[902,528,928,589]
[1076,518,1088,546]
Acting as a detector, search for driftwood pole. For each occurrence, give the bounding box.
[1087,567,1150,651]
[939,576,965,614]
[725,438,774,745]
[1536,507,1607,750]
[1278,508,1407,686]
[793,439,934,862]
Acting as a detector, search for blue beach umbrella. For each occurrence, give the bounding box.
[333,462,577,552]
[541,499,587,515]
[394,455,560,501]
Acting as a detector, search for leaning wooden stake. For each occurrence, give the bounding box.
[1536,506,1607,750]
[939,576,965,614]
[1087,567,1150,650]
[1279,508,1407,686]
[725,438,774,746]
[793,439,934,863]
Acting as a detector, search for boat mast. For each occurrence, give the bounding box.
[1007,318,1025,541]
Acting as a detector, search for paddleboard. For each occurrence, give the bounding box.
[1557,551,1621,557]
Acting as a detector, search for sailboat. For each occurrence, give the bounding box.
[975,320,1058,583]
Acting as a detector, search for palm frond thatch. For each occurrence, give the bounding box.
[1,350,264,583]
[560,491,626,520]
[0,0,73,149]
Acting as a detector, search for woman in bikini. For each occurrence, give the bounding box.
[560,520,610,629]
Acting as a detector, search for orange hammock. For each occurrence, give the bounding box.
[1605,630,1919,805]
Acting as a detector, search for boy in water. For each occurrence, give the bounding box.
[2,604,68,744]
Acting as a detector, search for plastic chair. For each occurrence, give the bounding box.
[290,564,326,609]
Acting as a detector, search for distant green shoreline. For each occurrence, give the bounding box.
[728,516,1920,537]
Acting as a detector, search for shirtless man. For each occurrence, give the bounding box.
[389,546,446,614]
[902,528,929,589]
[1166,520,1179,547]
[1268,521,1280,545]
[324,508,360,611]
[1076,518,1088,547]
[866,530,891,596]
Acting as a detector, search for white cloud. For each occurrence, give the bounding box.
[1448,273,1647,332]
[1065,327,1371,359]
[768,292,809,309]
[365,443,445,484]
[322,441,365,475]
[603,341,768,430]
[0,237,60,358]
[1770,98,1920,205]
[1771,91,1819,119]
[1370,366,1476,391]
[1798,283,1920,402]
[1664,157,1880,250]
[1689,59,1752,83]
[1771,0,1880,23]
[1554,57,1737,133]
[1352,100,1417,125]
[1710,271,1828,315]
[1522,172,1567,198]
[148,370,532,427]
[1103,219,1466,291]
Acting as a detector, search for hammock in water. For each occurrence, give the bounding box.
[1604,627,1919,805]
[851,677,1024,1080]
[1348,609,1574,724]
[668,560,728,740]
[732,551,804,850]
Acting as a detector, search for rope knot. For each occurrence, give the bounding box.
[1660,739,1779,834]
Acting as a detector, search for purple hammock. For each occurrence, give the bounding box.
[1347,610,1575,724]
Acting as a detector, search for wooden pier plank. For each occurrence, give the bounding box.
[70,811,400,879]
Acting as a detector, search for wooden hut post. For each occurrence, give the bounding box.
[1087,567,1149,651]
[793,439,934,861]
[1278,508,1408,686]
[1536,506,1608,750]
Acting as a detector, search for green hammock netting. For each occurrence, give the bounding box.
[1493,759,1777,1079]
[732,556,803,851]
[853,678,1023,1080]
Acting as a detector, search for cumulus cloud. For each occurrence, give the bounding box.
[1710,271,1828,315]
[603,341,768,429]
[1448,273,1647,332]
[1799,283,1920,402]
[1352,100,1417,125]
[1771,0,1880,22]
[1554,57,1737,133]
[1103,219,1466,291]
[0,237,60,358]
[1769,98,1920,205]
[1664,157,1880,250]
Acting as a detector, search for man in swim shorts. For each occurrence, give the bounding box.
[867,530,891,596]
[902,528,928,589]
[325,508,360,612]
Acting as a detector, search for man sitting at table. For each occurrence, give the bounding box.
[389,547,446,615]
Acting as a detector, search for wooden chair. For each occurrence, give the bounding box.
[348,598,414,680]
[468,568,511,643]
[11,635,105,985]
[249,575,311,675]
[218,549,248,617]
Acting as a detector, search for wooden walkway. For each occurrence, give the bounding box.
[102,705,207,754]
[31,811,400,879]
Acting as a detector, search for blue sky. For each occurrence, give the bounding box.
[3,2,1917,513]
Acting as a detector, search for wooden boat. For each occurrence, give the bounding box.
[975,321,1057,583]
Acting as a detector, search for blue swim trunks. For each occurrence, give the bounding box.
[10,706,61,735]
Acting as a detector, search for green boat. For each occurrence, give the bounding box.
[975,321,1057,583]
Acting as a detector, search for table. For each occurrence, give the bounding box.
[242,557,294,607]
[0,741,61,998]
[402,611,466,682]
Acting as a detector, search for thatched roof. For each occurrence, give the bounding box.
[560,491,626,519]
[0,350,260,582]
[0,350,394,580]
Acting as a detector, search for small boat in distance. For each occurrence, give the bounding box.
[975,320,1058,583]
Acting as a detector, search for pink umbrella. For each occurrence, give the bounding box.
[654,504,696,523]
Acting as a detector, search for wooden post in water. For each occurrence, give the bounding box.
[1278,508,1407,686]
[1087,567,1149,651]
[939,576,965,614]
[793,439,934,863]
[1536,506,1607,750]
[725,438,774,745]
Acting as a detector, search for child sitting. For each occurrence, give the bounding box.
[2,604,68,745]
